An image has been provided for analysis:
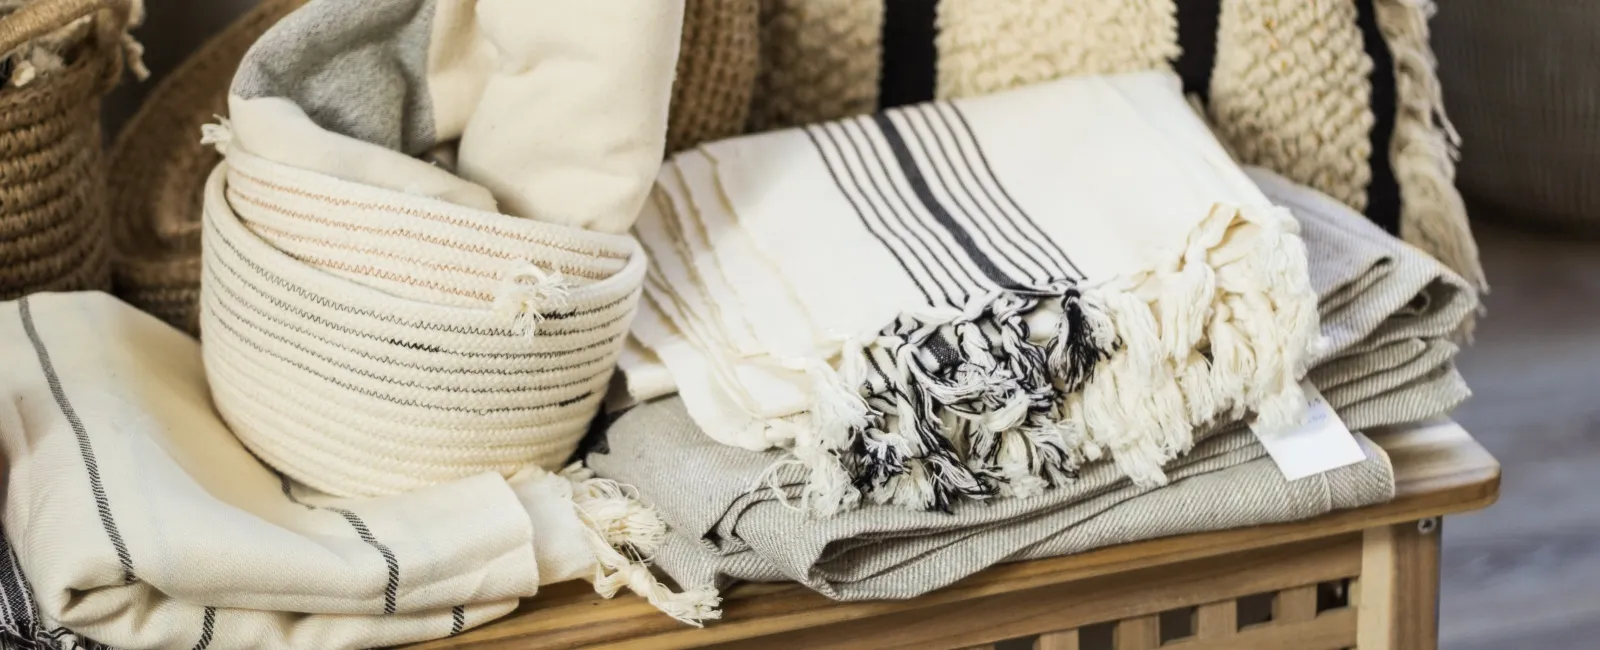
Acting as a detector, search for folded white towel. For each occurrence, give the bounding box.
[625,71,1323,514]
[0,294,716,650]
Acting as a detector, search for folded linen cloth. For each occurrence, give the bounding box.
[191,0,719,626]
[0,294,713,650]
[590,399,1394,600]
[626,70,1325,515]
[589,171,1477,599]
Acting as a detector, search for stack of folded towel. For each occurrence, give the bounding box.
[0,1,1482,647]
[593,164,1476,597]
[623,70,1325,515]
[600,70,1476,598]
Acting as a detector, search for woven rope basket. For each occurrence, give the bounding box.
[0,0,131,301]
[109,0,760,337]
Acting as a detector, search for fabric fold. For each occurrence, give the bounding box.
[590,168,1477,600]
[184,0,718,633]
[624,70,1324,515]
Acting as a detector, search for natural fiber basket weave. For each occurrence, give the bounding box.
[108,0,300,336]
[109,0,760,337]
[0,0,133,301]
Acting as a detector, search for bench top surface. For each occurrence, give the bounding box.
[411,419,1499,650]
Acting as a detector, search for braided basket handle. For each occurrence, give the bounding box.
[0,0,133,88]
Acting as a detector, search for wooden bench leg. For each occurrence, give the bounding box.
[1355,519,1442,650]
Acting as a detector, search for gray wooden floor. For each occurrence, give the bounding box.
[1440,218,1600,649]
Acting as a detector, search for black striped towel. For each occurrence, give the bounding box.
[621,71,1323,516]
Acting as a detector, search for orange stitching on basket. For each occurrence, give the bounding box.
[228,166,629,260]
[244,221,500,280]
[273,248,496,302]
[226,188,610,281]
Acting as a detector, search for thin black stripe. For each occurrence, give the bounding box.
[838,118,989,300]
[206,215,633,337]
[205,291,611,396]
[210,273,617,377]
[879,0,938,109]
[870,112,1027,290]
[831,119,980,302]
[900,105,1057,285]
[937,103,1085,279]
[1357,0,1402,234]
[275,472,401,616]
[1175,0,1222,100]
[278,473,316,511]
[190,607,216,650]
[17,298,135,585]
[205,311,597,415]
[450,605,466,636]
[204,233,627,360]
[804,125,944,306]
[0,530,35,640]
[328,509,400,615]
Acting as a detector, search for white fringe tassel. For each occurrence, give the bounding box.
[790,202,1322,514]
[495,261,574,338]
[561,464,722,626]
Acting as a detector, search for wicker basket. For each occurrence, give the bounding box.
[109,0,760,337]
[0,0,132,301]
[107,0,299,336]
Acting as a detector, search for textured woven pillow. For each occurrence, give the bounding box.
[747,0,1485,291]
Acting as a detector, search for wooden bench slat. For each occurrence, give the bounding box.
[410,419,1497,649]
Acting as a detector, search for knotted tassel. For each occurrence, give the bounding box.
[562,465,721,626]
[495,261,573,337]
[200,116,234,154]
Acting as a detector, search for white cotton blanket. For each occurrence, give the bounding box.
[0,293,711,650]
[625,71,1323,514]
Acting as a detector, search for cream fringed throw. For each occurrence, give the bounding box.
[623,71,1322,515]
[592,169,1477,601]
[0,294,710,650]
[193,0,717,627]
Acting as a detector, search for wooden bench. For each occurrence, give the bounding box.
[411,420,1499,650]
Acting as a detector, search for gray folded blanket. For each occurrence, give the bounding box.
[586,169,1477,600]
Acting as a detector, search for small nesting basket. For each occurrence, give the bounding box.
[108,0,760,337]
[201,143,648,498]
[0,0,132,300]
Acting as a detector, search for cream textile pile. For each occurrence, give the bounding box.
[622,71,1323,515]
[203,0,679,498]
[0,293,711,650]
[189,0,720,632]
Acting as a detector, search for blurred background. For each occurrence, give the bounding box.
[105,2,1600,648]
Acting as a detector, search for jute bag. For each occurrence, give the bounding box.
[0,0,135,300]
[109,0,760,336]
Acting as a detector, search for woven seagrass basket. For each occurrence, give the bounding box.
[108,0,760,337]
[0,0,133,301]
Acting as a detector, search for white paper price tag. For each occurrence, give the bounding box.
[1252,383,1367,481]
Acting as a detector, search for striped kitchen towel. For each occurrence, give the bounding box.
[189,0,718,629]
[624,70,1323,515]
[0,293,712,650]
